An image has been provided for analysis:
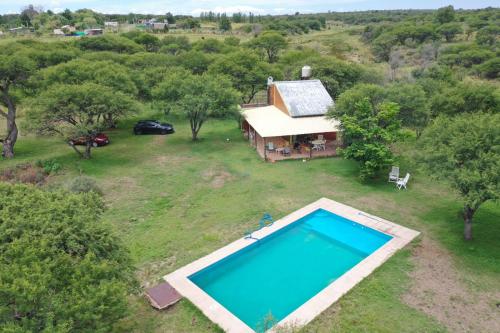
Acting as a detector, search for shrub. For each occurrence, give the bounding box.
[68,176,103,195]
[36,159,62,174]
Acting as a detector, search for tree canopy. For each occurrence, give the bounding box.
[418,113,500,240]
[28,83,139,158]
[0,183,135,332]
[153,73,240,140]
[248,31,288,63]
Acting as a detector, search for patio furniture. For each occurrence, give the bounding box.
[396,173,410,190]
[388,166,399,182]
[311,139,326,151]
[282,147,291,156]
[266,142,275,153]
[317,134,324,141]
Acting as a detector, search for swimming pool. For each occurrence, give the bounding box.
[165,198,419,332]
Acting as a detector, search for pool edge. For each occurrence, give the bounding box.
[164,198,420,333]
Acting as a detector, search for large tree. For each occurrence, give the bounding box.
[0,55,35,158]
[329,98,401,180]
[32,58,138,127]
[208,51,279,104]
[28,83,138,159]
[248,31,288,63]
[153,73,240,140]
[0,183,135,332]
[418,113,500,240]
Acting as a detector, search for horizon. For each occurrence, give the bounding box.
[0,0,498,16]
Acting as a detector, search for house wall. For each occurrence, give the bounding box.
[268,85,290,116]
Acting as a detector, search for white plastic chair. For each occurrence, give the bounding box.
[396,173,410,190]
[388,166,399,182]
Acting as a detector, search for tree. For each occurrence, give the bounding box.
[248,31,287,63]
[475,25,499,46]
[418,113,500,240]
[28,83,138,159]
[429,81,500,116]
[437,22,463,42]
[32,58,139,127]
[0,54,36,158]
[219,16,232,32]
[153,73,240,140]
[208,51,278,103]
[330,98,401,180]
[76,35,144,54]
[0,183,136,331]
[436,5,455,24]
[385,83,430,137]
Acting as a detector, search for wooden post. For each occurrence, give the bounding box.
[263,137,267,162]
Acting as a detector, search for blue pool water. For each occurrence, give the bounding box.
[189,209,392,330]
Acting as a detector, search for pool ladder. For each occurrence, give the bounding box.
[244,213,274,241]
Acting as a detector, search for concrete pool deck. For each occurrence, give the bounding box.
[164,198,420,332]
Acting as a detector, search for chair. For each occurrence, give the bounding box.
[317,134,324,141]
[267,142,275,152]
[396,173,410,190]
[283,147,291,156]
[388,166,399,182]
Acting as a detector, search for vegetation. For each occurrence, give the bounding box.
[153,72,239,140]
[0,4,499,333]
[0,183,135,332]
[330,98,401,180]
[419,113,500,240]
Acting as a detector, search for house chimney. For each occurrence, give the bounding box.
[267,76,273,105]
[301,65,312,80]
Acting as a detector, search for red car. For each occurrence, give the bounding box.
[69,133,110,147]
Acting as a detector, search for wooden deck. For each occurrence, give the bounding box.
[257,141,339,162]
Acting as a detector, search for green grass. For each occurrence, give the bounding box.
[1,112,499,332]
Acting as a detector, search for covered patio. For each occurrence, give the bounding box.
[241,106,341,162]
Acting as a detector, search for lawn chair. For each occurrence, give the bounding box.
[396,173,410,190]
[388,166,399,182]
[267,142,275,153]
[317,134,324,141]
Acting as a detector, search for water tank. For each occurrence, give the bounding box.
[267,76,274,86]
[301,65,312,79]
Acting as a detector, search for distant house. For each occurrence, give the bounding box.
[85,28,103,36]
[104,21,119,28]
[241,68,340,161]
[61,25,76,33]
[53,28,65,36]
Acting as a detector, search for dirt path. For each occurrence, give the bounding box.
[403,236,500,333]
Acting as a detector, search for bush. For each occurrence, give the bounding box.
[68,176,103,195]
[76,35,144,53]
[0,183,135,332]
[36,159,62,174]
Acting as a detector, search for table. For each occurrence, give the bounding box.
[311,139,326,151]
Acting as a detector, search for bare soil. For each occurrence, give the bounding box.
[403,236,500,333]
[201,168,234,189]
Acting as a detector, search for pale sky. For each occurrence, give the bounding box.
[0,0,498,15]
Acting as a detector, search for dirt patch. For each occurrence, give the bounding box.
[403,236,500,333]
[0,163,48,185]
[152,155,193,168]
[201,168,234,189]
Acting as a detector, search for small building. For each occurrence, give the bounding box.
[61,25,76,33]
[104,21,119,27]
[241,69,340,162]
[53,28,65,36]
[85,28,103,36]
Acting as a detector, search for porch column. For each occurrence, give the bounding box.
[263,137,267,162]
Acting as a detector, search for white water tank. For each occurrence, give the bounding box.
[301,65,312,79]
[267,76,274,86]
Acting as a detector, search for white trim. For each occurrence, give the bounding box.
[164,198,420,333]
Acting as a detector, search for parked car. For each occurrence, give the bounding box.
[69,133,110,147]
[133,120,175,135]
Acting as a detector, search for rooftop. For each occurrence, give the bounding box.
[274,80,334,118]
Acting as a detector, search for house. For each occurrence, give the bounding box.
[104,21,119,28]
[61,25,76,33]
[85,28,103,36]
[241,67,340,161]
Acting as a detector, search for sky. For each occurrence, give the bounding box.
[0,0,498,15]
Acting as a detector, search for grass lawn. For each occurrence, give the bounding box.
[2,111,499,332]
